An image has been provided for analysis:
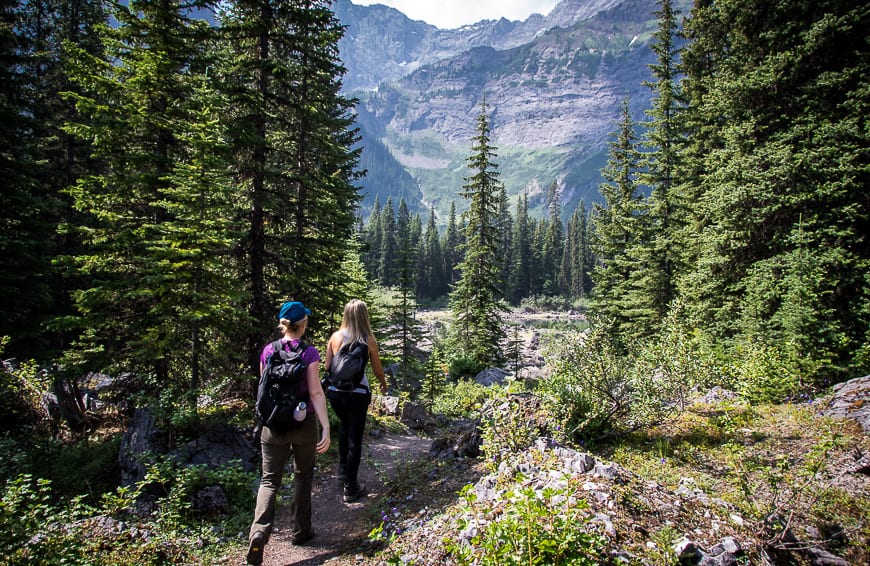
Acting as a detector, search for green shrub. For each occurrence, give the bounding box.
[448,353,485,380]
[447,479,606,565]
[540,320,709,446]
[0,474,97,565]
[731,338,799,403]
[479,391,550,471]
[634,303,722,411]
[0,344,51,433]
[0,455,254,566]
[539,325,635,444]
[29,435,122,501]
[430,379,492,418]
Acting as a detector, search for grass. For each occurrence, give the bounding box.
[600,400,870,563]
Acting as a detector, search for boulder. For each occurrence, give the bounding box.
[119,408,167,487]
[819,375,870,433]
[172,422,257,473]
[473,367,509,387]
[192,486,231,516]
[375,395,401,416]
[401,402,429,429]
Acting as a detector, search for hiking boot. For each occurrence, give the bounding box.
[291,530,316,545]
[343,483,367,503]
[246,532,266,565]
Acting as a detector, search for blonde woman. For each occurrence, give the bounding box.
[247,302,330,565]
[324,299,387,502]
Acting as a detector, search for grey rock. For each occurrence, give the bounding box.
[377,395,402,415]
[473,367,510,386]
[593,462,620,481]
[401,402,429,429]
[119,408,167,487]
[172,422,257,473]
[819,375,870,433]
[192,486,230,515]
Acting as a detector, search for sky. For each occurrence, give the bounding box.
[350,0,560,30]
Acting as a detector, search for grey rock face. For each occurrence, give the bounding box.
[819,375,870,433]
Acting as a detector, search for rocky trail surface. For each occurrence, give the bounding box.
[244,431,432,566]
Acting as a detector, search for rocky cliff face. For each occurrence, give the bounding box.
[334,0,686,220]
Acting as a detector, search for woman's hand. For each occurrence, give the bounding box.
[316,428,330,454]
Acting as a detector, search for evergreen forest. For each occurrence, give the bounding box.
[1,0,868,564]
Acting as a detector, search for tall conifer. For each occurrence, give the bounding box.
[219,0,362,370]
[680,0,870,381]
[388,198,423,392]
[443,201,461,288]
[449,100,506,368]
[0,0,49,354]
[63,1,233,388]
[378,196,396,286]
[509,191,532,304]
[591,97,643,338]
[623,0,685,340]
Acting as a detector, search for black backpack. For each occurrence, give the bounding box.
[256,340,309,433]
[328,339,369,391]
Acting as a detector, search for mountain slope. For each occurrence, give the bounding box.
[337,0,688,222]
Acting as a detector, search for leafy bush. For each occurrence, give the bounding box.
[0,455,254,565]
[540,320,709,445]
[447,352,485,381]
[447,479,606,565]
[0,344,51,432]
[0,474,98,565]
[634,304,722,411]
[430,379,492,418]
[479,391,550,471]
[731,338,799,403]
[539,325,635,444]
[27,435,121,500]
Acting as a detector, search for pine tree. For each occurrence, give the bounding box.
[679,0,870,381]
[442,201,462,288]
[542,181,564,296]
[497,184,513,297]
[421,207,445,299]
[156,74,245,396]
[508,191,532,304]
[449,100,506,368]
[622,0,685,341]
[378,196,397,286]
[63,1,238,389]
[330,233,373,331]
[410,212,423,297]
[219,0,362,370]
[591,97,644,338]
[576,202,594,297]
[561,203,592,299]
[529,217,547,297]
[363,194,382,279]
[387,198,424,393]
[0,0,50,355]
[13,0,108,357]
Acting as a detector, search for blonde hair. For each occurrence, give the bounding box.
[278,317,307,336]
[340,299,373,344]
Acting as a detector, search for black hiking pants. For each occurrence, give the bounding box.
[327,388,371,489]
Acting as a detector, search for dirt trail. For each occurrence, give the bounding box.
[250,431,431,566]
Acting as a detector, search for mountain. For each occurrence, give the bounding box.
[334,0,688,223]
